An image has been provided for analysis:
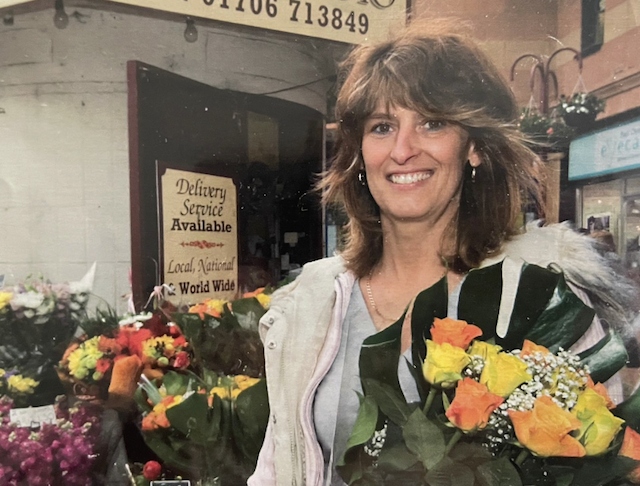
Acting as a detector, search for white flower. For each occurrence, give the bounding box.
[11,291,45,310]
[118,312,153,328]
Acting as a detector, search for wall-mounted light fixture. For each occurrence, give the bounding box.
[3,11,14,25]
[184,17,198,43]
[53,0,69,29]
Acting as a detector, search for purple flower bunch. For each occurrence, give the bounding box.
[0,397,101,485]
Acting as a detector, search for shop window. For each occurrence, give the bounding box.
[581,0,605,56]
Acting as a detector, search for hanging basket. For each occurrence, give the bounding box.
[561,111,598,131]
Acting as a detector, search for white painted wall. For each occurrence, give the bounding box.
[0,2,336,311]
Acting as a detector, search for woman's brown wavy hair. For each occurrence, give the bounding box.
[318,18,545,278]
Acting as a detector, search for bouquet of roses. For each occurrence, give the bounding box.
[0,395,102,485]
[0,265,95,406]
[134,287,272,484]
[339,260,640,485]
[135,369,268,484]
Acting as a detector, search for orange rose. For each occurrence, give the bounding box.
[430,317,482,350]
[509,395,586,458]
[519,339,551,358]
[620,427,640,484]
[445,377,503,433]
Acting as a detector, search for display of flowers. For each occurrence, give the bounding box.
[0,266,96,406]
[0,395,102,486]
[132,288,272,484]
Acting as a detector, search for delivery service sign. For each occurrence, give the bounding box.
[161,168,238,304]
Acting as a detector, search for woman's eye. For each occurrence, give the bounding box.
[370,122,392,134]
[423,120,447,131]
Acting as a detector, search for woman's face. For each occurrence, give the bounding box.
[361,103,480,227]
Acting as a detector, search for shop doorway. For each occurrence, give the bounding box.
[127,61,324,307]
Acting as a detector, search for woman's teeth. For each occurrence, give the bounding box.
[389,172,432,184]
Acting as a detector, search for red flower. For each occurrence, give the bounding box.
[142,460,162,480]
[173,351,190,369]
[116,326,153,357]
[95,358,112,374]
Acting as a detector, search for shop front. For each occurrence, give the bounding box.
[570,109,640,277]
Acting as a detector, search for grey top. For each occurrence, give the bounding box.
[313,283,428,485]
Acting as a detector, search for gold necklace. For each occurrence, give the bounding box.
[365,268,449,323]
[365,271,399,323]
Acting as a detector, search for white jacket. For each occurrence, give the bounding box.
[248,223,636,486]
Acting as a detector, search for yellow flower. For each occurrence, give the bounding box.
[0,291,12,311]
[572,388,624,455]
[467,341,502,360]
[480,352,531,397]
[422,340,470,389]
[7,375,39,394]
[67,337,104,378]
[255,293,271,309]
[190,299,228,318]
[231,375,261,399]
[210,386,232,400]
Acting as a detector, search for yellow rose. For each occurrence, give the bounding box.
[210,386,232,400]
[480,352,531,397]
[255,293,271,309]
[572,388,625,455]
[0,291,12,311]
[467,341,502,360]
[422,340,470,389]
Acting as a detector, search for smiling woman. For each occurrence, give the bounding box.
[249,16,640,486]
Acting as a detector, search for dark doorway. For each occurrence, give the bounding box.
[127,61,324,308]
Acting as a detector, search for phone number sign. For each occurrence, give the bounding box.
[108,0,406,43]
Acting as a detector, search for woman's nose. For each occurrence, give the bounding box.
[390,126,419,164]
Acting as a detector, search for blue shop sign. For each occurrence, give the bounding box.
[569,116,640,180]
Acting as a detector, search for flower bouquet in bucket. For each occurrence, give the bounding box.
[0,265,95,406]
[134,288,272,484]
[338,260,640,485]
